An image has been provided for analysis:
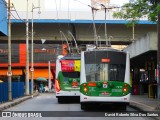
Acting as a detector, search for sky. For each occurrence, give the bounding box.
[45,0,129,11]
[110,0,129,5]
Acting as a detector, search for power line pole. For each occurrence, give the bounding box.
[8,0,12,101]
[31,3,34,96]
[48,61,51,91]
[25,0,29,96]
[157,10,160,99]
[31,4,40,95]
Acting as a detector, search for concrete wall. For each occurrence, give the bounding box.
[2,23,155,43]
[124,32,157,58]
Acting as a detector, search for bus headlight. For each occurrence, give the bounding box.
[123,88,127,92]
[84,87,88,92]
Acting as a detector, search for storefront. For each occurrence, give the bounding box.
[0,43,61,82]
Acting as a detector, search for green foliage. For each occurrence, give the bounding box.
[113,0,160,25]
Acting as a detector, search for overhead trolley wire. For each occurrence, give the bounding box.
[55,0,59,20]
[12,3,25,22]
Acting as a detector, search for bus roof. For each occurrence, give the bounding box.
[61,54,81,60]
[87,47,125,53]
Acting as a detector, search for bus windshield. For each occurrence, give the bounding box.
[85,63,125,82]
[62,72,80,78]
[84,50,126,82]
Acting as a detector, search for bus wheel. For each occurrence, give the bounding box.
[58,98,64,103]
[81,103,87,110]
[121,105,127,111]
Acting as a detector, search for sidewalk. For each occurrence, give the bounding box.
[0,92,39,111]
[129,94,160,120]
[130,94,160,111]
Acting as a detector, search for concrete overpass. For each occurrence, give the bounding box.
[0,19,156,46]
[124,32,157,96]
[124,32,157,68]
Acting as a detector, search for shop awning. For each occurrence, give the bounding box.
[30,69,53,80]
[0,69,22,76]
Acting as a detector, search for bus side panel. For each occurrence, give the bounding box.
[124,52,130,85]
[80,52,86,85]
[56,59,62,78]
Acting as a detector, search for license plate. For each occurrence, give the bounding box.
[100,92,110,96]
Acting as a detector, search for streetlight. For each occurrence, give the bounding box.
[31,3,40,95]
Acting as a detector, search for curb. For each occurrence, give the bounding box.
[129,100,155,111]
[0,92,39,111]
[129,101,160,120]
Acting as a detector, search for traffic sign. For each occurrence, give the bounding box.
[7,71,12,77]
[30,67,34,72]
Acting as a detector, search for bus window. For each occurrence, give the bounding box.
[62,72,80,78]
[109,65,117,81]
[109,64,125,82]
[100,64,108,82]
[85,64,125,82]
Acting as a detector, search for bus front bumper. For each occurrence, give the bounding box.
[80,93,130,103]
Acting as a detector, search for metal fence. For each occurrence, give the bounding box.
[0,82,25,103]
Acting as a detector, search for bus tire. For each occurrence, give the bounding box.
[58,97,64,103]
[121,105,127,110]
[81,103,87,110]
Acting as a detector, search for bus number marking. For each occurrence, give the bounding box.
[116,86,122,89]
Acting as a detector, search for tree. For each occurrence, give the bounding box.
[113,0,160,40]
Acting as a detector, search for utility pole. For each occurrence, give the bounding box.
[157,10,160,99]
[25,0,29,96]
[31,4,40,95]
[8,0,12,101]
[48,61,51,91]
[31,3,34,95]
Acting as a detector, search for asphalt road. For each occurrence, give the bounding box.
[2,93,155,120]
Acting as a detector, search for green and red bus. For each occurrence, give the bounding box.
[55,54,81,103]
[80,47,131,110]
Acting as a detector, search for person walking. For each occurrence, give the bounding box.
[39,83,44,93]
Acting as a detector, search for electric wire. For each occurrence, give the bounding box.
[11,3,25,22]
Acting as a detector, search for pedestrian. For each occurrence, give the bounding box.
[39,83,44,93]
[152,79,157,99]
